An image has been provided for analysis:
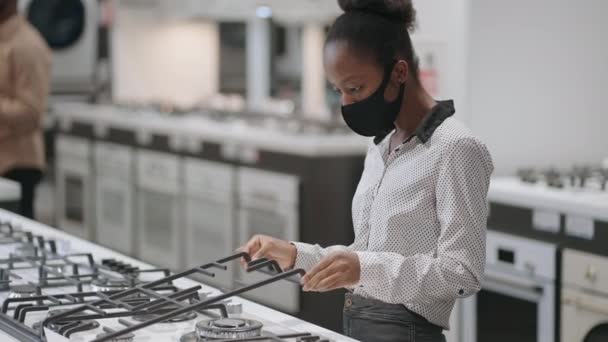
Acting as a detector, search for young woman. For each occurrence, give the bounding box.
[240,1,494,341]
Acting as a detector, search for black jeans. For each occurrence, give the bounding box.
[343,293,446,342]
[3,168,43,219]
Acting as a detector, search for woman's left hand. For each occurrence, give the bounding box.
[301,251,360,292]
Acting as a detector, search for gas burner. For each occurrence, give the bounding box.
[195,318,263,340]
[517,168,539,184]
[132,311,197,323]
[8,284,39,298]
[101,259,140,275]
[32,309,100,332]
[90,278,135,292]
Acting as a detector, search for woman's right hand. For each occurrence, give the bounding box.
[237,235,297,271]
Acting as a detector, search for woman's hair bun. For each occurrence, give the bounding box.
[337,0,417,31]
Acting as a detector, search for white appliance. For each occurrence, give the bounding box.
[184,158,236,289]
[0,178,20,213]
[135,150,183,270]
[55,135,94,239]
[562,249,608,342]
[117,0,340,22]
[445,301,462,342]
[94,142,135,256]
[19,0,99,93]
[236,167,299,313]
[462,230,557,342]
[0,209,358,342]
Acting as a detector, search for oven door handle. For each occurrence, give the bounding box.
[564,297,608,315]
[484,272,544,294]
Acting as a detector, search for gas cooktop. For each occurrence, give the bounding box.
[0,219,335,342]
[516,165,608,191]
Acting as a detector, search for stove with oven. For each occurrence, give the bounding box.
[476,165,608,342]
[0,210,354,342]
[487,166,608,254]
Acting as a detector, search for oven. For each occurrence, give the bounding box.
[94,142,135,256]
[135,150,183,270]
[445,300,462,342]
[55,135,94,240]
[561,248,608,342]
[184,158,236,290]
[462,230,557,342]
[236,167,300,313]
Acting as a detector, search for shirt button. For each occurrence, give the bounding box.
[458,289,465,296]
[345,298,352,308]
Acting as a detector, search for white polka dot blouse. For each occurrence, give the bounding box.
[292,100,494,330]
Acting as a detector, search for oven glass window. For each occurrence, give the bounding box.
[585,324,608,342]
[27,0,85,50]
[188,199,231,262]
[187,199,232,288]
[246,209,286,239]
[477,289,537,342]
[101,189,125,227]
[65,174,84,224]
[142,191,173,250]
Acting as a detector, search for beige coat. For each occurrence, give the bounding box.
[0,14,51,174]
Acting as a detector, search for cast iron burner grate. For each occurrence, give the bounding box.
[37,252,305,342]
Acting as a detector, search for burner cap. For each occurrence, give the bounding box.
[213,318,247,329]
[132,311,197,323]
[8,284,38,298]
[196,318,262,339]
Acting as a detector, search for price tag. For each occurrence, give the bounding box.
[565,215,595,240]
[221,143,239,160]
[186,137,204,154]
[94,123,109,138]
[240,146,260,164]
[532,209,560,233]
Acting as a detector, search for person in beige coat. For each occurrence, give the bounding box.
[0,0,51,219]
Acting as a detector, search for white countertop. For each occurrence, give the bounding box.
[488,177,608,221]
[51,102,370,157]
[0,178,20,202]
[0,209,357,342]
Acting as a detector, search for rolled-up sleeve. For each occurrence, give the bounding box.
[0,42,51,137]
[354,137,494,304]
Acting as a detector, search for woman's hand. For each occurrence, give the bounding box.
[301,251,360,292]
[237,235,297,271]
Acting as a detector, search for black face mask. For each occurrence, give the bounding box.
[341,62,405,137]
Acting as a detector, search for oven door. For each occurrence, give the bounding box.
[95,178,133,256]
[25,0,85,50]
[462,269,554,342]
[562,287,608,342]
[56,158,92,240]
[584,324,608,342]
[137,189,181,270]
[185,196,234,290]
[237,204,299,313]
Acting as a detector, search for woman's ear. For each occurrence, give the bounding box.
[395,60,409,83]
